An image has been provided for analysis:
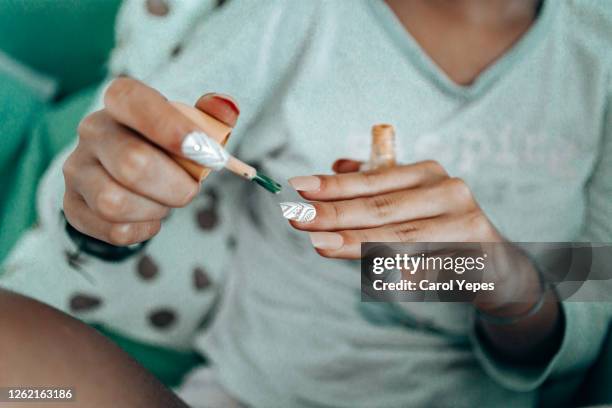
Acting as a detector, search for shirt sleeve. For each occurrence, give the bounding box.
[0,0,320,350]
[470,80,612,392]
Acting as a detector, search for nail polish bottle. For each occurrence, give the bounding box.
[170,101,232,181]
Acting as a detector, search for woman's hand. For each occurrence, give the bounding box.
[287,159,502,259]
[287,159,537,308]
[288,159,562,360]
[63,78,239,246]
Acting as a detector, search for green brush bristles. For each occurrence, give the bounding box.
[253,172,282,194]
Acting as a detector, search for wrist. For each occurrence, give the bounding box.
[472,243,543,315]
[62,211,149,262]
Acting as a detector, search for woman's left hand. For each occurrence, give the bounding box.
[286,159,502,259]
[286,159,562,359]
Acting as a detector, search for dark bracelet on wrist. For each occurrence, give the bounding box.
[62,211,148,262]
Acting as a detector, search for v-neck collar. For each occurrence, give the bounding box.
[366,0,557,99]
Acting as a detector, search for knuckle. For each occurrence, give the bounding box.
[77,113,97,139]
[361,170,382,189]
[108,221,161,246]
[107,224,135,246]
[62,155,78,182]
[346,230,367,245]
[446,177,472,201]
[95,185,125,220]
[424,160,442,172]
[392,223,419,242]
[423,160,448,177]
[367,195,395,220]
[146,112,185,150]
[326,202,342,225]
[468,212,492,238]
[77,110,108,141]
[117,144,150,186]
[104,77,137,106]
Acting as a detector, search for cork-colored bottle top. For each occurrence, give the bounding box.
[371,124,395,143]
[370,123,396,169]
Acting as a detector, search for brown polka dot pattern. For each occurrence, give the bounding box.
[193,267,211,290]
[196,207,219,230]
[64,250,86,270]
[136,255,159,280]
[69,294,102,312]
[145,0,170,16]
[204,188,219,204]
[149,308,177,329]
[171,44,182,58]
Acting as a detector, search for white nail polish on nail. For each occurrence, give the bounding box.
[280,202,316,223]
[181,131,229,170]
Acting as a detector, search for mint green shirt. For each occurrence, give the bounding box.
[3,0,612,406]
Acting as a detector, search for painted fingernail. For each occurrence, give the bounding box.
[212,93,240,115]
[308,232,343,250]
[181,131,229,170]
[279,202,316,223]
[288,176,321,192]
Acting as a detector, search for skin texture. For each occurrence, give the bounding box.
[62,78,239,246]
[0,289,188,408]
[385,0,541,85]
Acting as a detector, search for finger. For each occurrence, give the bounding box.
[308,216,474,259]
[104,78,197,154]
[332,159,362,174]
[290,160,449,201]
[63,191,161,246]
[290,180,474,231]
[195,93,240,127]
[77,110,199,207]
[67,160,170,223]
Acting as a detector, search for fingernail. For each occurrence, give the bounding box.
[181,131,229,170]
[212,93,240,115]
[288,176,321,192]
[279,202,316,223]
[308,232,343,250]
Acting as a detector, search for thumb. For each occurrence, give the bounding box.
[195,93,240,127]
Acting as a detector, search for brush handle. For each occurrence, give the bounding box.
[169,102,232,181]
[226,156,257,180]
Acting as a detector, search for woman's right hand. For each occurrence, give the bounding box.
[62,78,240,245]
